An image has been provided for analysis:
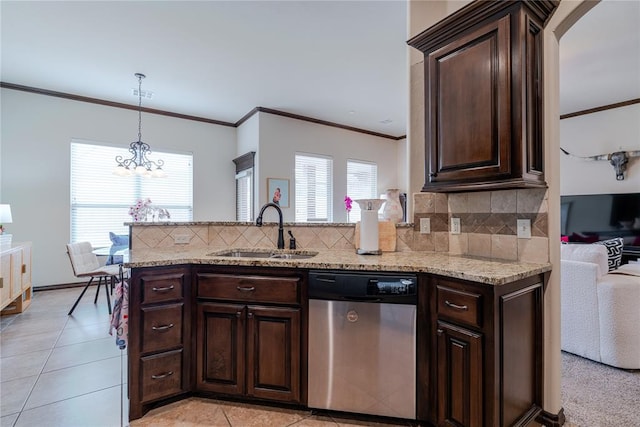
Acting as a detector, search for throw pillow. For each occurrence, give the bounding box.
[109,232,129,247]
[594,237,624,271]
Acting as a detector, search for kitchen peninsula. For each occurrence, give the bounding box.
[124,222,551,426]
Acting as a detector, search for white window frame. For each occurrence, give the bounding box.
[295,152,333,223]
[346,159,378,223]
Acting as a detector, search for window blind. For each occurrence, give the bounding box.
[70,141,193,247]
[295,153,333,222]
[347,160,378,223]
[236,169,253,222]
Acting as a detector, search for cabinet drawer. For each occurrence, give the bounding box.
[140,349,183,403]
[140,272,184,304]
[197,273,300,305]
[141,303,183,353]
[436,285,482,328]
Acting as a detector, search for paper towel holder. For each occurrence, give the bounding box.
[354,199,384,255]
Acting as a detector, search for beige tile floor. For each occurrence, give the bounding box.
[1,287,417,427]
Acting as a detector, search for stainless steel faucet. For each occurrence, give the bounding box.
[256,202,285,249]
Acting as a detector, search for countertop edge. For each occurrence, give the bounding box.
[123,249,551,286]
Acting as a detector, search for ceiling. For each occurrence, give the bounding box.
[1,0,638,139]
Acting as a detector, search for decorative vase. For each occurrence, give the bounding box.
[383,189,403,223]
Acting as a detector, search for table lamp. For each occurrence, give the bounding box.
[0,204,13,234]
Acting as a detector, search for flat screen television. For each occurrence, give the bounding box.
[561,193,640,250]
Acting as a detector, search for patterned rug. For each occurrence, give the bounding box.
[562,351,640,426]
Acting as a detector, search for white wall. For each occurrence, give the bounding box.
[255,112,403,223]
[560,103,640,195]
[236,114,260,219]
[1,88,237,286]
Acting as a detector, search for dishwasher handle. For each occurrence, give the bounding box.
[339,296,383,303]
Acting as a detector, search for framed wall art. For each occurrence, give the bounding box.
[267,178,290,208]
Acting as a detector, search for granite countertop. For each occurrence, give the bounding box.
[122,247,550,286]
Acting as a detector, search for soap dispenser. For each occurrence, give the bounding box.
[288,230,296,249]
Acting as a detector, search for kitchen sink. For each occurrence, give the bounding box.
[208,249,318,260]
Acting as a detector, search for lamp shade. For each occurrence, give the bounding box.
[0,204,13,224]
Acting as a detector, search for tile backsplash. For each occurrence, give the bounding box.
[131,188,549,264]
[413,189,549,263]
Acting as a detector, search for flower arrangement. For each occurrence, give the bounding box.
[129,198,171,222]
[344,196,353,222]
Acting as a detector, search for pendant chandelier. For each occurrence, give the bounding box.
[113,73,167,178]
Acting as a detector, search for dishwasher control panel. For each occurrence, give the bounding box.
[308,270,417,304]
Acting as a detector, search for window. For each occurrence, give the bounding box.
[295,153,333,222]
[235,169,253,221]
[233,152,255,222]
[346,160,378,222]
[71,140,193,247]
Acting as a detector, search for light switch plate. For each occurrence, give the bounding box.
[517,219,532,239]
[174,234,191,244]
[420,217,431,234]
[450,217,461,235]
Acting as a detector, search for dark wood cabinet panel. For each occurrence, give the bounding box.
[128,265,191,421]
[194,268,304,405]
[197,273,300,305]
[196,302,246,395]
[141,303,183,354]
[425,274,545,427]
[436,321,483,427]
[247,306,301,402]
[427,15,511,185]
[408,0,557,192]
[140,271,185,304]
[140,349,184,403]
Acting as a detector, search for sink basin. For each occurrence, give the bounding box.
[209,249,318,260]
[212,250,273,258]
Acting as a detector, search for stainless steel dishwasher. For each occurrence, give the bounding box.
[307,270,417,420]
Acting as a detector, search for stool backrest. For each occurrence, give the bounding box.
[66,242,100,276]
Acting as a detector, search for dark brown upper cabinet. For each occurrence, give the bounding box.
[408,0,558,192]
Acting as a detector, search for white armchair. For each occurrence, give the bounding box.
[561,244,640,369]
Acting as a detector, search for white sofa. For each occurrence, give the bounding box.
[561,244,640,369]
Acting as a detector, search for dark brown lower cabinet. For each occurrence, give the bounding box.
[437,321,483,427]
[128,266,191,421]
[196,302,301,402]
[421,273,545,427]
[194,268,303,404]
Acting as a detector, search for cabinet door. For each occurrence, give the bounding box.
[425,15,510,189]
[9,250,22,301]
[437,321,482,427]
[21,244,31,291]
[0,251,11,310]
[196,302,246,395]
[246,305,301,403]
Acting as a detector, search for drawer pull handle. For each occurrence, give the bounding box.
[152,285,175,292]
[151,371,174,380]
[236,286,256,292]
[445,300,468,311]
[152,323,174,331]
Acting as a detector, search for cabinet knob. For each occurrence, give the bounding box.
[248,312,253,318]
[429,172,438,178]
[236,311,242,318]
[437,329,443,335]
